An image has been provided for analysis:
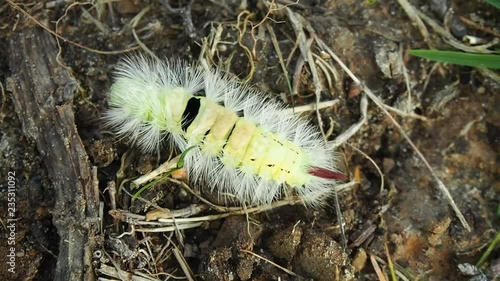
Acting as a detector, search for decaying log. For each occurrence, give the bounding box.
[8,27,99,281]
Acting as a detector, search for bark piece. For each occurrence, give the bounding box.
[8,27,98,281]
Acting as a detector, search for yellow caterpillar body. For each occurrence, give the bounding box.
[105,55,343,205]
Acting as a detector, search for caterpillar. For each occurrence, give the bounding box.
[105,55,346,206]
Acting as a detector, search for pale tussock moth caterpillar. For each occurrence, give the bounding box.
[105,54,346,206]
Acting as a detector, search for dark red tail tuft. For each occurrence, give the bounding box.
[308,166,348,181]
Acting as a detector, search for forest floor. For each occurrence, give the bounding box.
[0,0,499,280]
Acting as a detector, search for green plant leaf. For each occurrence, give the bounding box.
[132,146,196,201]
[132,177,163,201]
[485,0,500,9]
[409,50,500,69]
[177,146,197,168]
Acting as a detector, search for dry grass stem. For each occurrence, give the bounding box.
[409,3,499,53]
[397,0,429,44]
[133,155,180,186]
[81,6,109,34]
[459,15,500,38]
[347,144,384,192]
[106,180,117,211]
[129,6,159,59]
[6,0,140,54]
[172,248,195,281]
[328,93,368,148]
[284,99,339,114]
[266,22,294,98]
[370,254,387,281]
[313,52,342,94]
[478,67,500,83]
[316,38,471,231]
[373,255,412,281]
[241,249,300,277]
[98,263,162,280]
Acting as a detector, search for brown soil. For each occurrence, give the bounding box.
[0,0,498,280]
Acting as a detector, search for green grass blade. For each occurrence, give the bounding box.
[132,178,162,201]
[476,230,500,267]
[409,50,500,69]
[484,0,500,9]
[177,145,197,168]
